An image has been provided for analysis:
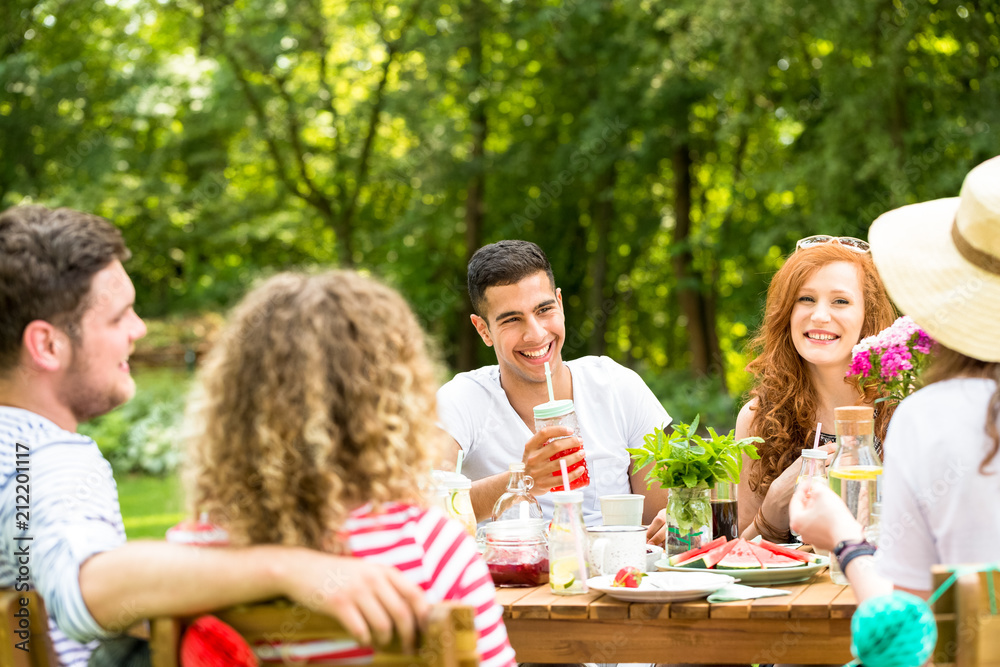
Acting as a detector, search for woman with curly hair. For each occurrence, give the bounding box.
[182,270,514,667]
[736,238,897,543]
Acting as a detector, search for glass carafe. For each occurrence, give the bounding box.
[828,406,882,585]
[492,462,543,522]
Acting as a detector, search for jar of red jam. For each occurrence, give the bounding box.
[482,519,549,587]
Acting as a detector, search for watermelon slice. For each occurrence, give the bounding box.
[716,539,763,569]
[667,535,728,566]
[757,540,813,563]
[675,540,738,569]
[747,542,805,569]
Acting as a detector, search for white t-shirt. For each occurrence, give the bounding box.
[875,378,1000,591]
[436,356,671,525]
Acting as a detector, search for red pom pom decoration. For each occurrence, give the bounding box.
[180,615,259,667]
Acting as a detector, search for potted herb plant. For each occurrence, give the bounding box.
[628,415,762,556]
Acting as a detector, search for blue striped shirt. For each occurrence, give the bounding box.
[1,407,126,666]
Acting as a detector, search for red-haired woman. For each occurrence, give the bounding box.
[736,238,897,542]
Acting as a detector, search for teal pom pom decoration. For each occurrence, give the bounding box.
[850,591,937,667]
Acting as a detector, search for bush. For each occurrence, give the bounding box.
[80,368,191,476]
[641,369,738,433]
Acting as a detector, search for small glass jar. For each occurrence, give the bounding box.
[432,470,477,536]
[532,399,589,491]
[548,490,589,595]
[482,519,549,587]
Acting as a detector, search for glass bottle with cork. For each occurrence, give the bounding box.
[828,406,882,585]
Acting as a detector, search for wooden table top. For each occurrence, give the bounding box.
[495,568,859,664]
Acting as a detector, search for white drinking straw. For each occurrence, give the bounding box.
[456,449,464,475]
[813,422,823,449]
[544,361,555,403]
[560,458,571,491]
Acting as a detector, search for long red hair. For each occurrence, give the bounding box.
[745,243,897,496]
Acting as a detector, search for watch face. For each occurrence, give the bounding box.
[834,539,863,557]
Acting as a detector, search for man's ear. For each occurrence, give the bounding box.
[556,287,563,310]
[21,320,68,372]
[470,314,494,347]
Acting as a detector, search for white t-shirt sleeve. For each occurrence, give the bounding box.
[617,362,671,447]
[436,378,476,453]
[874,408,937,591]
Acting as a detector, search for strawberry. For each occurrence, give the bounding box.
[611,566,647,588]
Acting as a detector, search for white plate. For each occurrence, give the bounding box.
[655,554,829,585]
[588,571,736,602]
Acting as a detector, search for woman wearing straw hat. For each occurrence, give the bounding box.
[790,155,1000,601]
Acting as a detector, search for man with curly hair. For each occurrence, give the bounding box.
[0,205,427,666]
[437,240,671,529]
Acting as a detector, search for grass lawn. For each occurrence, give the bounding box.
[115,472,186,539]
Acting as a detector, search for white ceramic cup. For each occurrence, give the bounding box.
[599,494,645,526]
[586,525,647,577]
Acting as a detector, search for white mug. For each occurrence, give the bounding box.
[586,525,646,577]
[599,494,645,526]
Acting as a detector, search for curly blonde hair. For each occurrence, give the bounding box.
[745,243,897,497]
[184,270,447,550]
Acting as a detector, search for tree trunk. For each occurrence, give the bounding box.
[458,0,487,371]
[587,166,615,357]
[671,143,712,377]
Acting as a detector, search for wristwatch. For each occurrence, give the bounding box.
[833,538,877,573]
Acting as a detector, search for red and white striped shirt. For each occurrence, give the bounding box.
[248,503,515,667]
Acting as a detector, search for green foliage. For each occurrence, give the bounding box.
[628,415,762,490]
[80,369,191,476]
[2,0,998,387]
[642,370,740,433]
[115,472,185,540]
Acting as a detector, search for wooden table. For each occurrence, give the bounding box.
[496,569,858,664]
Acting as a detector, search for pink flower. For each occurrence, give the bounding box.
[849,349,873,377]
[880,344,913,380]
[913,331,934,355]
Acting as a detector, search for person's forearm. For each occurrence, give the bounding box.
[841,555,893,603]
[79,541,298,632]
[470,473,510,522]
[634,478,668,525]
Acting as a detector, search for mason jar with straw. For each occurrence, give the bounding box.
[532,361,589,491]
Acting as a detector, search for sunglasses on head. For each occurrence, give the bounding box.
[795,235,870,253]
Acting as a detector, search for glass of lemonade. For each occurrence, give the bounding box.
[828,406,882,585]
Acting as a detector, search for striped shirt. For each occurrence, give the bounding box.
[195,503,515,667]
[0,407,126,667]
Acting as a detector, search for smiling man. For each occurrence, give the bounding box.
[0,206,427,666]
[437,240,671,526]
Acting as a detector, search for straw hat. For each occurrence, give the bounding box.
[869,155,1000,363]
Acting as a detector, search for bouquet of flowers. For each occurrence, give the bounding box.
[847,315,936,405]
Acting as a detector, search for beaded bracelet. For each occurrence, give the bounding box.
[834,538,878,573]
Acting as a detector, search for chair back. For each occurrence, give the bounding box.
[149,599,479,667]
[0,589,57,667]
[931,564,1000,666]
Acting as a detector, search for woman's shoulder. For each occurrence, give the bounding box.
[736,398,760,437]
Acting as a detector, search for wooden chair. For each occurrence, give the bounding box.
[0,589,58,667]
[931,564,1000,666]
[149,599,480,667]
